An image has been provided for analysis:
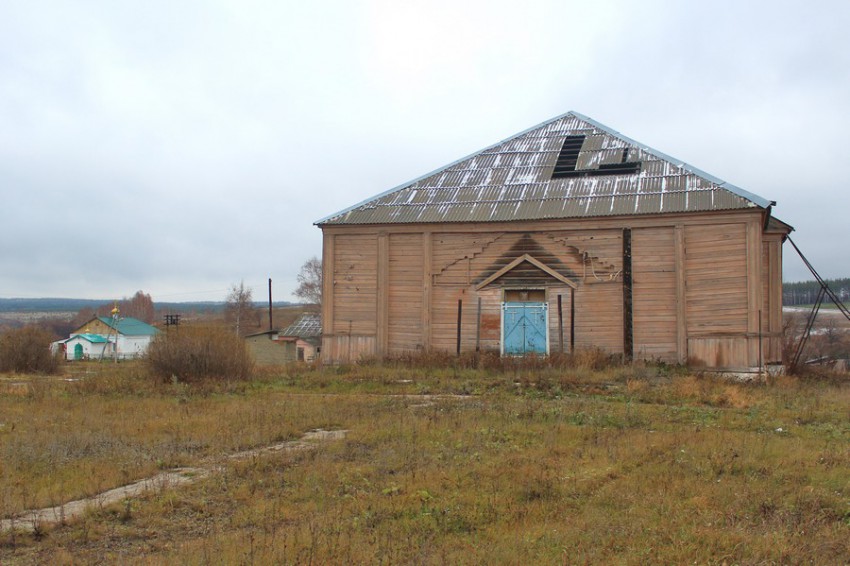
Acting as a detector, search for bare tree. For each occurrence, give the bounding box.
[71,307,97,328]
[293,256,322,310]
[120,291,155,323]
[69,291,156,327]
[225,281,256,336]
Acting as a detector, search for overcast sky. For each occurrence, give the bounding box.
[1,0,848,302]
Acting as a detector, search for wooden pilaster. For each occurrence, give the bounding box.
[319,231,335,363]
[321,231,335,336]
[746,219,763,366]
[622,228,633,361]
[675,225,687,364]
[768,238,782,334]
[422,230,432,350]
[377,231,389,356]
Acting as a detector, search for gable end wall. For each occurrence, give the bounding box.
[320,210,782,369]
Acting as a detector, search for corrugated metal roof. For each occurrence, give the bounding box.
[67,333,111,344]
[317,112,774,226]
[282,313,322,338]
[98,316,160,336]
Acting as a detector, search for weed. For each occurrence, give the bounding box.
[0,364,847,564]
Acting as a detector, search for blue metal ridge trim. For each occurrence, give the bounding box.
[571,112,772,209]
[314,111,577,225]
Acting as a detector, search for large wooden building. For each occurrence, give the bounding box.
[316,112,791,370]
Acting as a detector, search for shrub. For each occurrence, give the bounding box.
[0,325,62,374]
[145,326,254,383]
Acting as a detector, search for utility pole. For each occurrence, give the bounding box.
[268,277,273,331]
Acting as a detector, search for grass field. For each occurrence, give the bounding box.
[1,361,848,564]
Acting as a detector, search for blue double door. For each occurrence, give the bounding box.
[502,302,549,355]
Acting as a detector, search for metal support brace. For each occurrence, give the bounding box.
[787,237,850,370]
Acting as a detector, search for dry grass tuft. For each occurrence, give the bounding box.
[1,362,848,564]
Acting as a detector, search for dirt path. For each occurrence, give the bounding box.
[0,429,347,534]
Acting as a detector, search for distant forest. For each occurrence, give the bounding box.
[2,283,847,312]
[783,278,850,306]
[0,298,293,313]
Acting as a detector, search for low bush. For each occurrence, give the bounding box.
[0,325,61,374]
[145,326,253,383]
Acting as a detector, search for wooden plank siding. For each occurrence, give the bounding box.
[388,233,424,353]
[573,282,623,353]
[321,335,376,364]
[761,240,772,364]
[632,227,677,361]
[429,230,623,354]
[319,209,786,370]
[684,223,748,334]
[684,223,749,367]
[323,233,379,364]
[746,219,764,366]
[331,233,378,335]
[762,234,784,363]
[430,287,479,353]
[547,287,573,354]
[432,230,621,288]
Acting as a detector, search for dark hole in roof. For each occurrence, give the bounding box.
[552,135,641,179]
[552,135,585,177]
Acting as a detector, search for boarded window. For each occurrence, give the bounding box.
[504,289,546,302]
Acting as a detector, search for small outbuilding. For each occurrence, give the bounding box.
[316,111,791,371]
[245,313,322,364]
[282,313,322,362]
[244,330,297,365]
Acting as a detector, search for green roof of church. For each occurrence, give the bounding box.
[98,316,160,336]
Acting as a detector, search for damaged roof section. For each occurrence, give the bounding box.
[282,313,322,338]
[317,111,774,226]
